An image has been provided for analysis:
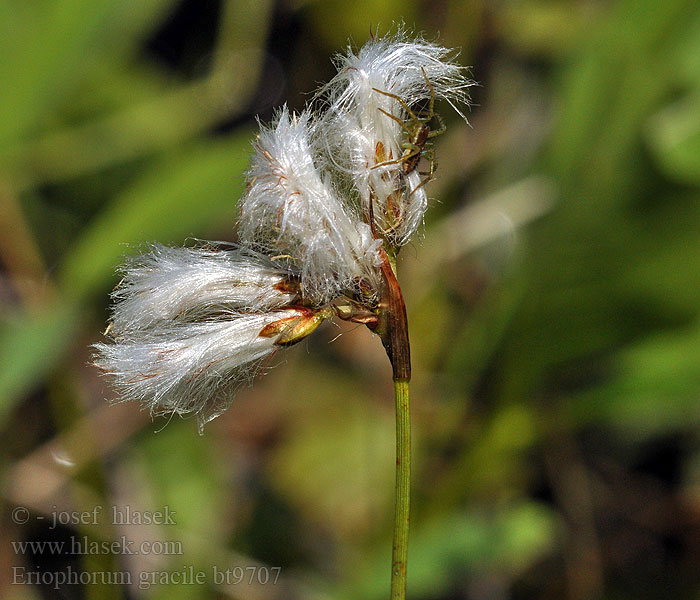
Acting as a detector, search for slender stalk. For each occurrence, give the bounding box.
[373,246,412,598]
[391,377,411,599]
[377,251,412,599]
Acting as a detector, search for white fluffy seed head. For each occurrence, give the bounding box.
[108,243,299,337]
[96,33,470,429]
[316,32,472,246]
[94,309,312,432]
[239,106,382,304]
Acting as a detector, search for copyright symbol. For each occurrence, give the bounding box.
[12,506,30,525]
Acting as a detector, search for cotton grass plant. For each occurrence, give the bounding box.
[94,31,471,600]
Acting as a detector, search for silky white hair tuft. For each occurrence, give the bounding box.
[108,243,299,337]
[94,310,307,431]
[315,31,472,246]
[239,106,382,303]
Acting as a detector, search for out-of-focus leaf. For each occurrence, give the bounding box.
[549,0,695,190]
[647,95,700,185]
[495,0,700,413]
[308,0,416,51]
[139,420,226,543]
[7,79,245,189]
[0,0,176,146]
[436,404,539,509]
[0,302,82,424]
[339,503,557,600]
[621,192,700,317]
[497,1,588,57]
[268,373,394,539]
[571,321,700,434]
[133,421,225,600]
[663,4,700,87]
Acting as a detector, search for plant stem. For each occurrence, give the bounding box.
[376,249,412,598]
[391,377,411,599]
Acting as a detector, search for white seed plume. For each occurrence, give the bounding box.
[239,106,382,303]
[316,32,472,246]
[95,33,471,429]
[108,244,298,336]
[94,310,309,431]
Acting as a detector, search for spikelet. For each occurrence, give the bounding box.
[316,31,472,246]
[108,243,299,336]
[94,310,320,431]
[239,106,382,304]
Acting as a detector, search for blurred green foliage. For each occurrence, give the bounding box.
[2,1,700,599]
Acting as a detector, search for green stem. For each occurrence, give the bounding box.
[376,249,411,598]
[391,377,411,599]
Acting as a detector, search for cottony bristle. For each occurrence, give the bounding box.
[239,106,382,304]
[108,243,299,337]
[94,309,319,431]
[316,31,473,246]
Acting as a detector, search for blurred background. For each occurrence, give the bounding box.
[2,0,700,598]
